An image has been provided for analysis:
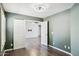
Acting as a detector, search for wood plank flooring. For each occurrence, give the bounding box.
[3,37,71,56]
[4,45,65,56]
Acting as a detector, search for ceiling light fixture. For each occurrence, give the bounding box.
[33,4,49,12]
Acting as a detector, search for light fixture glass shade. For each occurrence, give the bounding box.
[33,4,49,12]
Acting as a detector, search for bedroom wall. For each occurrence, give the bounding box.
[44,3,79,55]
[44,9,71,52]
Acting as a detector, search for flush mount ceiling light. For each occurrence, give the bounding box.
[33,4,49,12]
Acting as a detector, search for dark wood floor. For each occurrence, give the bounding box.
[3,37,71,56]
[1,37,71,56]
[4,45,66,56]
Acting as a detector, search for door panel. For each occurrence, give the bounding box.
[41,21,48,46]
[14,20,25,49]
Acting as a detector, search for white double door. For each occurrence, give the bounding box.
[14,19,48,49]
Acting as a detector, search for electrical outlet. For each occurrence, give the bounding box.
[11,43,13,46]
[52,32,53,35]
[53,42,55,45]
[64,45,66,49]
[68,46,70,49]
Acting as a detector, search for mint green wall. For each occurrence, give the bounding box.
[71,4,79,56]
[5,12,43,50]
[53,10,71,52]
[44,9,71,52]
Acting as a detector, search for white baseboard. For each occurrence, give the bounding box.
[41,43,48,46]
[0,49,13,56]
[1,49,13,56]
[49,45,73,56]
[4,48,13,52]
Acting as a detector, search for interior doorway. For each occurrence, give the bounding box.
[24,20,41,49]
[13,19,48,50]
[14,19,41,49]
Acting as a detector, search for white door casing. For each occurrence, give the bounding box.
[1,8,6,51]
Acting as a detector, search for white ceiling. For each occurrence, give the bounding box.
[2,3,74,18]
